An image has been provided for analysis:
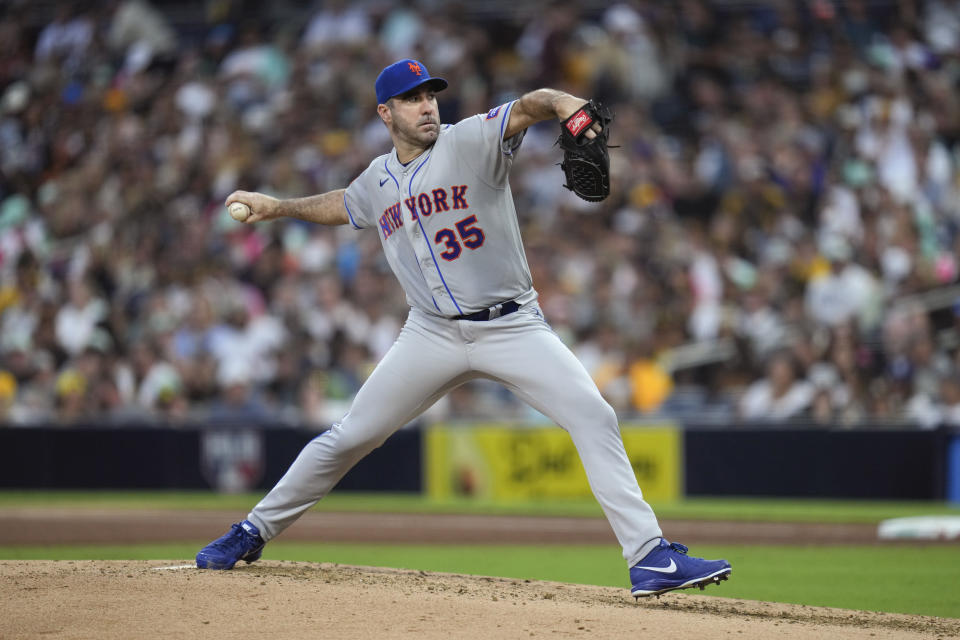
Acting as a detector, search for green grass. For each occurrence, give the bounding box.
[2,542,958,619]
[2,490,959,524]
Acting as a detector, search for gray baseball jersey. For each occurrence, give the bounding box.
[343,101,537,316]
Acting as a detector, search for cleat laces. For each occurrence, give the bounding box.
[211,524,259,554]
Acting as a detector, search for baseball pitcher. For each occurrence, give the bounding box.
[196,59,731,598]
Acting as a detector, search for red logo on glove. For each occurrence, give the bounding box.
[408,62,423,76]
[565,109,593,136]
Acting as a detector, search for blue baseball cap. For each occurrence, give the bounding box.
[375,59,448,105]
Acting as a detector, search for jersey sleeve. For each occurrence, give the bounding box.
[343,167,375,230]
[450,99,526,188]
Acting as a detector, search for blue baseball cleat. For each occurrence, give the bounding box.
[196,520,265,570]
[630,539,731,598]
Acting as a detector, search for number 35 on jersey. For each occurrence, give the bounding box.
[378,185,485,262]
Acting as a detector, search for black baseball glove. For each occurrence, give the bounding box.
[557,100,613,202]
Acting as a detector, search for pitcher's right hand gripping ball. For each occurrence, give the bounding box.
[558,100,613,202]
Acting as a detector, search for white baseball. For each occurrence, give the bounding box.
[229,202,251,222]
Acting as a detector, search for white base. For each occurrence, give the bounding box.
[877,515,960,540]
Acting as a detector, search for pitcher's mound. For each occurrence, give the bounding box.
[3,560,955,639]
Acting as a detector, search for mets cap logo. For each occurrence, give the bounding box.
[408,61,423,76]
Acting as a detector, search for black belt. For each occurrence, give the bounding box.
[454,300,520,321]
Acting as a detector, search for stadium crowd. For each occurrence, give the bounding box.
[0,0,959,428]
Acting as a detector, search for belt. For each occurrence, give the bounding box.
[454,300,520,321]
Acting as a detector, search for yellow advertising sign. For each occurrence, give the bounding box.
[425,423,681,502]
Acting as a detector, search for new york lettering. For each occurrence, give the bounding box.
[379,185,469,239]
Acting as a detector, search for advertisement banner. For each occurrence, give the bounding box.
[425,423,681,502]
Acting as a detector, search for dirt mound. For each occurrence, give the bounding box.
[4,560,957,639]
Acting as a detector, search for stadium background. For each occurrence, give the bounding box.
[1,0,959,430]
[1,1,960,634]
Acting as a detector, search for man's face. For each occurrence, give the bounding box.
[379,87,440,148]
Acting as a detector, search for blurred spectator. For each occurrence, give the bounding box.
[54,279,109,358]
[593,3,672,104]
[805,235,880,330]
[208,357,271,423]
[576,322,630,410]
[34,4,93,67]
[627,340,674,414]
[809,387,836,426]
[301,0,372,53]
[739,351,814,421]
[108,0,178,64]
[0,370,15,423]
[54,368,87,423]
[939,378,960,427]
[129,341,182,412]
[0,1,958,429]
[516,1,582,87]
[298,369,351,428]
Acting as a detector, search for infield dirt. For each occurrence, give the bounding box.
[4,559,959,639]
[3,508,958,638]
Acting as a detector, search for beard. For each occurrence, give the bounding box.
[391,114,440,148]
